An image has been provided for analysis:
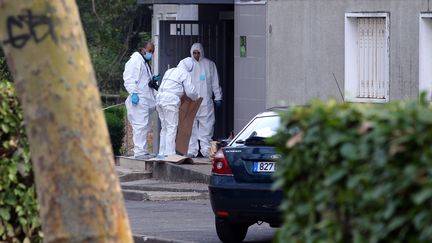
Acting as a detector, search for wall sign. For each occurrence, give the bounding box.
[240,36,247,57]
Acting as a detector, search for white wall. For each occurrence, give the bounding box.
[234,3,267,132]
[266,0,426,107]
[419,13,432,100]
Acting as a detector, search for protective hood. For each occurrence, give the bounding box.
[178,57,194,72]
[190,43,205,61]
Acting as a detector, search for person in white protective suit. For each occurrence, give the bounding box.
[187,43,223,158]
[123,42,159,159]
[156,57,199,156]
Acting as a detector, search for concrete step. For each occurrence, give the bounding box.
[116,157,212,201]
[119,172,152,182]
[116,156,212,184]
[122,189,208,201]
[152,162,211,184]
[116,156,153,172]
[133,234,192,243]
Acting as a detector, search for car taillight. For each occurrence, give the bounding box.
[215,211,229,217]
[211,149,233,175]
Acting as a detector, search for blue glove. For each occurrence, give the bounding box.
[152,74,161,81]
[131,93,139,106]
[214,100,222,109]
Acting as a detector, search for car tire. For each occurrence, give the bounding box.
[215,217,249,243]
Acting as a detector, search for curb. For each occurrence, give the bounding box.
[123,189,208,201]
[152,162,210,184]
[121,183,208,193]
[119,172,152,182]
[133,234,193,243]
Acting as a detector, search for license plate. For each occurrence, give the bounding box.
[253,162,276,172]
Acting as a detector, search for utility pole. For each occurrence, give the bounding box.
[0,1,133,242]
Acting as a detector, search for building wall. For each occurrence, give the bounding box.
[266,0,428,107]
[234,3,267,132]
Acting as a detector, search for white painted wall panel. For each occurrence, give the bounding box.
[419,14,432,100]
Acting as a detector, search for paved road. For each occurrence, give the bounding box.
[126,199,277,243]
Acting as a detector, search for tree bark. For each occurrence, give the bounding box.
[0,1,133,242]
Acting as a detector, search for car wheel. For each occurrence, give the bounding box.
[215,217,249,243]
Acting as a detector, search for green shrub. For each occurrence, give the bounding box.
[0,50,12,82]
[271,96,432,243]
[104,106,125,155]
[0,80,42,242]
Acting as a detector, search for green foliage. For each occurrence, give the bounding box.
[104,106,126,155]
[0,80,42,242]
[0,1,151,93]
[271,97,432,243]
[77,0,151,93]
[0,49,12,82]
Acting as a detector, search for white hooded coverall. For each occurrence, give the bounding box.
[156,57,199,156]
[187,43,223,157]
[123,52,156,157]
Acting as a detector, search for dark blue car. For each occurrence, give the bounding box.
[209,110,283,242]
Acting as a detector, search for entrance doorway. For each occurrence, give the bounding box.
[159,19,234,141]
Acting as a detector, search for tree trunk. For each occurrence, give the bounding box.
[0,1,133,242]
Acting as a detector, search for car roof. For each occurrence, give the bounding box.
[255,106,288,118]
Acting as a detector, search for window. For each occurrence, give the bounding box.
[419,13,432,100]
[170,23,199,36]
[345,13,390,103]
[230,115,280,147]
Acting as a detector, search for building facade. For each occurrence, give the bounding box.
[139,0,432,134]
[267,0,430,107]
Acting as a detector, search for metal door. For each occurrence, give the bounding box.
[159,20,234,141]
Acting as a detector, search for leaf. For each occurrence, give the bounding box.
[328,133,347,146]
[18,217,27,226]
[347,175,362,189]
[1,123,9,133]
[0,208,10,221]
[324,169,346,186]
[340,143,357,160]
[15,205,24,216]
[6,223,13,237]
[412,188,432,205]
[413,211,428,229]
[417,108,432,124]
[383,201,397,220]
[387,216,406,232]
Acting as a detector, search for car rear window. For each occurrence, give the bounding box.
[231,115,280,147]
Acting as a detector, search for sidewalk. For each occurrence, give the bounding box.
[116,156,214,243]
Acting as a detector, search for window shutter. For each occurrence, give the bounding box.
[357,18,386,99]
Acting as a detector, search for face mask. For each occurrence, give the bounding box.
[143,52,153,61]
